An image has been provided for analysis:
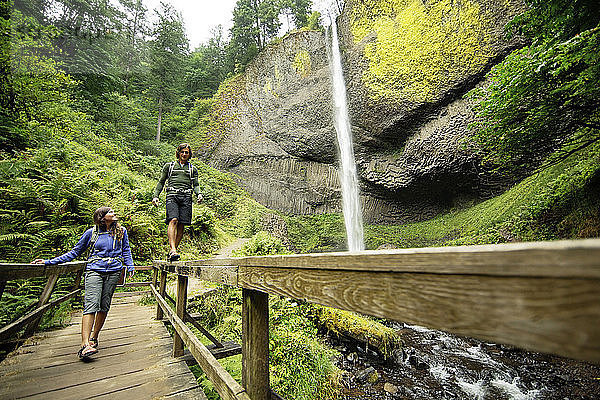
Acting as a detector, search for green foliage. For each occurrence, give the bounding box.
[506,0,600,43]
[0,274,82,333]
[185,27,231,99]
[280,0,313,29]
[286,214,346,253]
[233,231,288,256]
[189,289,341,400]
[228,0,311,71]
[468,26,600,172]
[306,11,322,31]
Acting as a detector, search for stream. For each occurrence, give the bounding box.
[327,322,600,400]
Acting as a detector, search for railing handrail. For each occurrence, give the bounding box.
[0,263,154,281]
[153,238,600,364]
[153,238,600,278]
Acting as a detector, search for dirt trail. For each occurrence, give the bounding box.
[167,238,250,299]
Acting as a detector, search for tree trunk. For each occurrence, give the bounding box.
[156,93,163,142]
[252,0,262,49]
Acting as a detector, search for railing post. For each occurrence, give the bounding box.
[242,288,270,400]
[173,274,188,357]
[24,273,59,336]
[0,280,6,301]
[70,267,84,291]
[152,266,158,288]
[156,269,167,320]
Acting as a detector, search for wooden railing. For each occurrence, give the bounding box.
[0,263,153,344]
[153,238,600,400]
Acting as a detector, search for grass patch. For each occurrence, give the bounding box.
[366,143,600,248]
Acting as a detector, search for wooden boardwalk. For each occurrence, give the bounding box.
[0,292,207,400]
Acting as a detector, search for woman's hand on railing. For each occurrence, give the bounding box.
[31,259,45,264]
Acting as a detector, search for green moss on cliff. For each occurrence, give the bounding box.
[187,74,247,156]
[350,0,494,102]
[293,50,312,78]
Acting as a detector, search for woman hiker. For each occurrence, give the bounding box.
[32,206,134,359]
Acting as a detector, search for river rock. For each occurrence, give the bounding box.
[355,366,378,383]
[384,382,399,394]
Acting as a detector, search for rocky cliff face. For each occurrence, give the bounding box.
[201,0,526,223]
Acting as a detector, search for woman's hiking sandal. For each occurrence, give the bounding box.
[77,345,98,359]
[89,337,98,348]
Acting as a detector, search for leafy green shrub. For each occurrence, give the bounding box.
[233,231,288,256]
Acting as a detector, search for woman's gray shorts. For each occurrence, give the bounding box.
[83,270,121,314]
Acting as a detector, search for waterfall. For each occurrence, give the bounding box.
[327,16,365,251]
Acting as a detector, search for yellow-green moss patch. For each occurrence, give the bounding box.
[293,50,312,78]
[350,0,494,102]
[316,306,401,357]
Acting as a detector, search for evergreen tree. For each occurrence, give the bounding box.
[185,26,230,99]
[116,0,149,97]
[280,0,312,30]
[46,0,124,102]
[148,1,188,142]
[229,0,280,71]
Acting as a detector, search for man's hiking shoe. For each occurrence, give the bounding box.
[168,252,180,262]
[78,345,98,359]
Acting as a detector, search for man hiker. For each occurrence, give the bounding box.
[153,143,203,262]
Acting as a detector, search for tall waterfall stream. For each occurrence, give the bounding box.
[327,15,364,252]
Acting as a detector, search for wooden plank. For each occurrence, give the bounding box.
[118,281,152,288]
[174,275,188,357]
[70,267,84,291]
[113,290,151,298]
[24,273,60,336]
[162,239,600,278]
[0,261,86,280]
[207,341,242,359]
[238,266,600,363]
[0,298,206,400]
[151,284,251,400]
[178,341,242,364]
[0,288,81,342]
[242,288,270,400]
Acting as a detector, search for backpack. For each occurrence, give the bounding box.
[167,161,194,184]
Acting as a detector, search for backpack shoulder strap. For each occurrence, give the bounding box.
[86,226,99,257]
[167,161,176,185]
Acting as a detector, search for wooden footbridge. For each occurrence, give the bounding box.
[1,238,600,399]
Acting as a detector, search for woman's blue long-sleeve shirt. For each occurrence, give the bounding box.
[44,227,134,273]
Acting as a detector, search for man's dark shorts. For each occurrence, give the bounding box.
[166,194,192,225]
